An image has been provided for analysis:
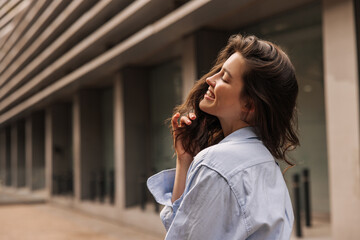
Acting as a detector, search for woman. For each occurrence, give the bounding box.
[147,34,299,239]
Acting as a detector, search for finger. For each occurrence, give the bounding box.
[180,116,192,126]
[172,112,180,130]
[189,113,196,120]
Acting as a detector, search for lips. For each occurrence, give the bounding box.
[205,88,215,100]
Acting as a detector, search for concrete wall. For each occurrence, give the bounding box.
[181,35,197,101]
[322,0,360,238]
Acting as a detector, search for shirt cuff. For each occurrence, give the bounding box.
[147,168,176,207]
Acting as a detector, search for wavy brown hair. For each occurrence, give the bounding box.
[173,34,299,167]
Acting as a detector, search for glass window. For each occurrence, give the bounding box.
[149,59,182,172]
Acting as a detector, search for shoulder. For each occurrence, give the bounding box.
[192,138,275,180]
[189,138,283,204]
[183,163,242,216]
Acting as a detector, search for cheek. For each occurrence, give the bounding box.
[216,87,241,106]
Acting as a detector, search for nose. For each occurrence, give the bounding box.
[206,75,216,88]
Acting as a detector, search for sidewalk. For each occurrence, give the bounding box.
[0,203,164,240]
[0,188,330,239]
[290,219,332,240]
[0,187,46,205]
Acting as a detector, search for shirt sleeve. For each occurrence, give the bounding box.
[147,168,183,230]
[164,166,248,240]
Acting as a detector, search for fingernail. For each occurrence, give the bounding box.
[187,120,191,124]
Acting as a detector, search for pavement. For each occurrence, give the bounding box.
[0,204,164,240]
[0,203,331,240]
[290,219,332,240]
[0,186,164,240]
[0,188,46,205]
[0,187,331,240]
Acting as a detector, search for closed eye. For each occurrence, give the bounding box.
[221,77,228,83]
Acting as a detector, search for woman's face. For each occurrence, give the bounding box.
[199,52,249,123]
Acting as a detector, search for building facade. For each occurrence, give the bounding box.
[0,0,359,238]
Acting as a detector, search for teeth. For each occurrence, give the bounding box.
[207,90,215,98]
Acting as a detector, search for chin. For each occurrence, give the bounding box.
[199,99,215,116]
[199,99,207,112]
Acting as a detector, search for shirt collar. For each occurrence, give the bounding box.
[219,126,259,144]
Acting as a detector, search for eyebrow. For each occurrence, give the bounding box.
[223,68,233,79]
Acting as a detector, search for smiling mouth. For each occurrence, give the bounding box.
[205,89,215,100]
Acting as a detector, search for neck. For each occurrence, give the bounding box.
[219,118,250,137]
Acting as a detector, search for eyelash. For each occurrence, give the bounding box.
[221,75,228,83]
[218,69,229,83]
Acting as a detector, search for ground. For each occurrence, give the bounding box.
[0,204,163,240]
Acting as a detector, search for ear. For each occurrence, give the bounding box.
[242,98,255,113]
[240,99,255,124]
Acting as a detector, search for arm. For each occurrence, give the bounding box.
[147,112,198,230]
[171,157,191,203]
[170,112,196,203]
[165,166,248,240]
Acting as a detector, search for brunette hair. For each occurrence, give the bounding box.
[173,34,299,167]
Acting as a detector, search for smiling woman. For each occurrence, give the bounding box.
[147,34,299,240]
[199,52,250,137]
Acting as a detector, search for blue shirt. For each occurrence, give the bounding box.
[147,127,294,240]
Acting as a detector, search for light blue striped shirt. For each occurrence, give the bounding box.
[147,127,294,239]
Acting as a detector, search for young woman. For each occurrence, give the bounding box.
[147,34,299,239]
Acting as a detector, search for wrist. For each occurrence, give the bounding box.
[176,156,193,168]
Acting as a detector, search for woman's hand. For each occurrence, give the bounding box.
[171,112,196,203]
[171,112,196,165]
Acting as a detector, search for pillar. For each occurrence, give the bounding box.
[181,35,197,101]
[114,73,126,209]
[322,0,360,238]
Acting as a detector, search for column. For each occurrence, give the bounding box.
[181,35,197,101]
[322,0,360,238]
[45,108,53,198]
[114,73,126,209]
